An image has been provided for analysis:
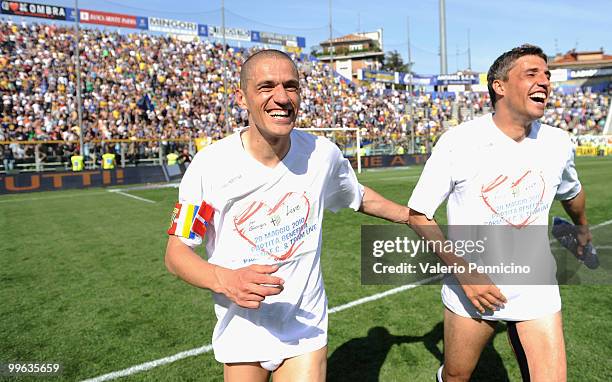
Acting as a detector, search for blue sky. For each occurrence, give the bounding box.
[4,0,612,75]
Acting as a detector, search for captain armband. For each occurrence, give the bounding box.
[167,201,215,239]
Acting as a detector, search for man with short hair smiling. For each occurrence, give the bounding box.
[165,49,412,381]
[408,44,591,382]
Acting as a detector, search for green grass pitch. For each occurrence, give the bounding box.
[1,157,611,381]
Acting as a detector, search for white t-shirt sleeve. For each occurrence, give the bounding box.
[324,147,364,212]
[555,139,581,201]
[408,132,454,220]
[176,155,205,247]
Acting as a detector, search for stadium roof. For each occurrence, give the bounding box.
[549,49,612,69]
[320,34,372,46]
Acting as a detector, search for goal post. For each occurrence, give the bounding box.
[296,128,362,173]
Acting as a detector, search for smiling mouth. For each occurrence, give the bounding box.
[267,110,293,120]
[528,92,547,104]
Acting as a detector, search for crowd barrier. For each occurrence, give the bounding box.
[575,146,611,156]
[0,165,183,194]
[0,136,412,173]
[348,154,430,169]
[1,135,609,194]
[0,138,194,173]
[0,153,432,194]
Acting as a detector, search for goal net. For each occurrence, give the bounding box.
[296,128,362,173]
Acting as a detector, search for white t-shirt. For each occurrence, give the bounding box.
[408,113,581,321]
[177,128,364,362]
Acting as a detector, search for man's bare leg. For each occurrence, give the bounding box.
[224,362,270,382]
[442,308,497,382]
[509,311,566,382]
[272,346,327,382]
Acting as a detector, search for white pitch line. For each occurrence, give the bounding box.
[81,344,213,382]
[0,190,109,203]
[328,275,442,314]
[110,183,179,192]
[108,190,156,204]
[80,276,441,382]
[551,244,612,249]
[0,182,177,204]
[592,219,612,230]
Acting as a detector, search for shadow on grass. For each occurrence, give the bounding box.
[472,324,510,382]
[327,322,510,382]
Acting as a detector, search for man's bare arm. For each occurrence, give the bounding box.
[560,189,591,256]
[359,186,411,224]
[560,189,587,225]
[165,236,284,309]
[408,210,507,313]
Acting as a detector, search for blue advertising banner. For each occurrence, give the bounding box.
[360,69,434,86]
[250,30,304,48]
[197,24,208,36]
[251,30,261,42]
[66,6,75,21]
[297,36,306,48]
[136,16,148,30]
[433,74,479,85]
[358,69,397,83]
[399,73,434,86]
[568,68,612,79]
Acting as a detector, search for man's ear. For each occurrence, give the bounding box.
[236,88,248,110]
[492,79,505,99]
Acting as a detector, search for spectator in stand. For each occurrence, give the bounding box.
[2,146,14,171]
[179,147,192,168]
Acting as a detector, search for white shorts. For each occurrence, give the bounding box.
[260,359,283,371]
[441,282,561,321]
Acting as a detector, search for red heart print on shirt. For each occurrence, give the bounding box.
[480,170,546,228]
[234,192,311,261]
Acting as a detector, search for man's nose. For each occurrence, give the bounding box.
[272,85,290,104]
[538,73,550,87]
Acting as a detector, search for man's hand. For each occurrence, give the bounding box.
[213,264,285,309]
[575,225,593,258]
[166,237,284,308]
[456,271,507,314]
[561,189,590,258]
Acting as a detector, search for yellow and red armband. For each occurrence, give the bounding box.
[167,201,215,239]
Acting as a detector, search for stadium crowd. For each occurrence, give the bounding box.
[0,20,609,169]
[542,89,609,135]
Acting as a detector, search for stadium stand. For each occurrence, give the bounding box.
[0,20,610,171]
